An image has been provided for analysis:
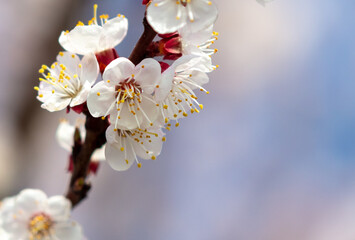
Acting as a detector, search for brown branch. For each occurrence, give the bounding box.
[129,16,157,65]
[65,14,157,209]
[66,110,108,208]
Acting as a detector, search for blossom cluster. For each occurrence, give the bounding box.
[34,1,219,171]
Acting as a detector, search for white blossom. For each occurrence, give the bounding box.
[179,25,219,72]
[56,119,105,161]
[59,4,128,55]
[36,52,99,112]
[0,189,83,240]
[147,0,218,34]
[105,125,165,171]
[155,55,209,126]
[87,57,161,131]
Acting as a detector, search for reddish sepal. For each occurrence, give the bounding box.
[95,48,119,74]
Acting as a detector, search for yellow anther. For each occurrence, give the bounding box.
[93,4,98,20]
[51,64,56,69]
[125,159,129,164]
[73,74,78,78]
[101,116,105,120]
[174,114,177,118]
[195,108,200,113]
[165,118,169,123]
[154,3,158,7]
[64,85,68,88]
[38,69,45,74]
[206,91,210,94]
[76,21,84,26]
[41,65,47,70]
[191,109,195,113]
[117,116,121,119]
[107,80,110,83]
[162,137,166,142]
[151,156,156,160]
[199,104,204,109]
[176,16,181,20]
[114,128,117,132]
[216,65,220,68]
[39,94,43,98]
[131,74,135,78]
[208,1,212,5]
[141,65,145,68]
[52,90,55,94]
[59,52,64,56]
[78,64,82,68]
[97,92,101,96]
[163,105,168,109]
[156,85,160,88]
[190,19,195,22]
[34,86,39,91]
[150,123,153,126]
[166,127,171,131]
[137,163,142,168]
[175,123,180,127]
[183,112,188,117]
[120,147,124,151]
[156,103,160,107]
[214,49,218,53]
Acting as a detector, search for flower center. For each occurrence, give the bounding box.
[28,213,53,240]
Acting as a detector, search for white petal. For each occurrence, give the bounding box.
[92,145,106,161]
[69,81,92,107]
[147,0,187,34]
[87,81,116,117]
[53,221,83,240]
[56,52,81,75]
[105,141,135,171]
[135,58,162,94]
[59,25,102,55]
[155,67,174,101]
[186,70,209,89]
[41,94,71,112]
[47,196,71,222]
[112,102,143,130]
[80,53,99,85]
[188,0,218,33]
[138,94,160,129]
[133,127,164,159]
[15,189,47,216]
[99,16,128,51]
[105,125,119,144]
[103,57,135,86]
[56,120,75,152]
[179,24,213,45]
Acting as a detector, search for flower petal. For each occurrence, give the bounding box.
[155,67,174,101]
[80,53,99,85]
[188,0,218,33]
[103,57,135,86]
[47,196,71,222]
[147,0,187,34]
[53,221,83,240]
[15,189,47,217]
[69,81,92,107]
[41,94,71,112]
[105,141,135,171]
[56,120,75,152]
[87,81,116,117]
[56,52,81,75]
[99,16,128,51]
[135,58,162,94]
[59,25,102,55]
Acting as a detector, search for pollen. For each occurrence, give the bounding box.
[120,147,124,151]
[34,86,39,91]
[125,159,129,164]
[59,52,64,56]
[101,116,105,120]
[151,155,156,160]
[97,92,101,96]
[137,163,142,168]
[162,137,166,142]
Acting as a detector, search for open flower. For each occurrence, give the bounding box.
[35,52,99,112]
[87,57,161,131]
[59,4,128,56]
[0,189,83,240]
[155,55,209,127]
[105,125,165,171]
[146,0,218,34]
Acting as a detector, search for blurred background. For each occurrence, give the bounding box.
[1,0,355,239]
